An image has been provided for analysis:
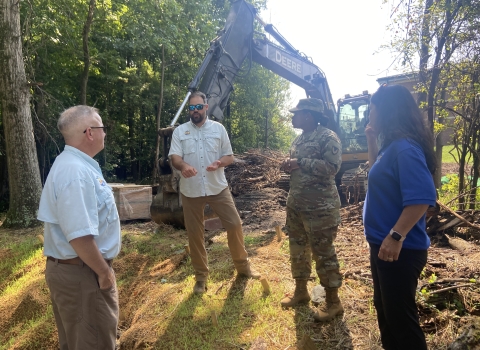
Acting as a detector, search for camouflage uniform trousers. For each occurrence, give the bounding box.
[285,207,342,288]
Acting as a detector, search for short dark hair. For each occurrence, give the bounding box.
[371,84,436,174]
[189,91,207,104]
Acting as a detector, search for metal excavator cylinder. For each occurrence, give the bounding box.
[150,0,256,226]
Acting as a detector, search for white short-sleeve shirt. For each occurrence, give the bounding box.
[168,119,233,198]
[38,145,121,260]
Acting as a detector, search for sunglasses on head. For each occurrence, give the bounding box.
[188,104,205,111]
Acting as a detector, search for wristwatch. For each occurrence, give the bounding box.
[389,229,406,242]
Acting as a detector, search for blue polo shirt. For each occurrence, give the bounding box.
[38,146,121,260]
[363,139,436,250]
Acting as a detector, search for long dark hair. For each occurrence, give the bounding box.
[371,84,436,174]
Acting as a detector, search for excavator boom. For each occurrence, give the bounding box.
[151,0,369,225]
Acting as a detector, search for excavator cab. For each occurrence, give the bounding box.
[336,91,371,204]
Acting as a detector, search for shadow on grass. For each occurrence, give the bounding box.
[293,303,354,349]
[150,276,252,350]
[151,293,203,349]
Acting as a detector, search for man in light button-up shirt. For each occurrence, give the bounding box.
[38,106,120,350]
[169,91,260,294]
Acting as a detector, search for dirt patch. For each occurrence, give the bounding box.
[442,162,472,177]
[234,188,287,232]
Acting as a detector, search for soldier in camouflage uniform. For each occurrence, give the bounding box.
[280,98,343,322]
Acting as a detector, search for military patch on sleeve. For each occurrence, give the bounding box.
[332,146,339,155]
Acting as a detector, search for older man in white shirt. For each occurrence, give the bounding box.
[38,106,121,350]
[169,91,260,294]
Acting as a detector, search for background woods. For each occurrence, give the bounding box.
[0,0,295,218]
[2,0,480,224]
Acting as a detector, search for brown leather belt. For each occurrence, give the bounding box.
[47,256,112,266]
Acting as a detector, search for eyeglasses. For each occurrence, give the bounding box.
[188,104,205,111]
[83,126,107,134]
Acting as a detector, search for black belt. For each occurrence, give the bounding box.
[47,256,112,266]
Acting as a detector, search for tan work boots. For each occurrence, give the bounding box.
[313,287,344,322]
[280,279,311,307]
[193,281,206,294]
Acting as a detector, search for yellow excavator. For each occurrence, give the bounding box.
[151,0,370,226]
[337,92,371,204]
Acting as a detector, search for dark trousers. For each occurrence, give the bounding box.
[369,243,428,350]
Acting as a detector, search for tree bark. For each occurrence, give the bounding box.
[153,45,165,185]
[417,0,434,109]
[80,0,96,105]
[0,0,42,227]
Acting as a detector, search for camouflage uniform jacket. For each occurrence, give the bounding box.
[287,125,342,225]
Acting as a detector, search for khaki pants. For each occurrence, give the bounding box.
[181,188,249,281]
[45,259,119,350]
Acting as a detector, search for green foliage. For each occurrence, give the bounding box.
[17,0,295,184]
[433,120,447,137]
[438,174,480,210]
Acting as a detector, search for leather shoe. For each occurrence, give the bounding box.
[193,281,206,294]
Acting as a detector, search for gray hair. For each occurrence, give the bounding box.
[57,105,99,135]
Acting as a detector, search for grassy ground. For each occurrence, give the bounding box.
[441,145,473,164]
[442,145,457,163]
[1,217,474,349]
[0,222,379,350]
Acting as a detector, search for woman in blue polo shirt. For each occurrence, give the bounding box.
[363,84,436,350]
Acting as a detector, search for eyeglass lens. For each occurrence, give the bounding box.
[188,104,204,111]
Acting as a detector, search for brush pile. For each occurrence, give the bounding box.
[225,149,288,231]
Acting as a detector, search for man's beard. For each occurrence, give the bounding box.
[190,112,205,125]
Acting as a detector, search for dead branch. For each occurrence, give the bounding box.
[428,283,478,295]
[245,151,283,164]
[437,200,480,230]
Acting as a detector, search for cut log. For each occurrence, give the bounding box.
[275,225,283,241]
[447,317,480,349]
[211,311,218,327]
[445,234,477,253]
[260,278,270,294]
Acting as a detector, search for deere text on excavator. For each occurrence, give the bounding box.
[151,0,370,226]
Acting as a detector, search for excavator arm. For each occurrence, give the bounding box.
[152,0,346,225]
[168,0,336,126]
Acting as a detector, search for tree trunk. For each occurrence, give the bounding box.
[470,129,479,210]
[417,0,433,108]
[128,107,137,181]
[153,45,165,185]
[80,0,96,105]
[0,0,42,227]
[264,89,269,149]
[458,124,469,210]
[434,84,448,188]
